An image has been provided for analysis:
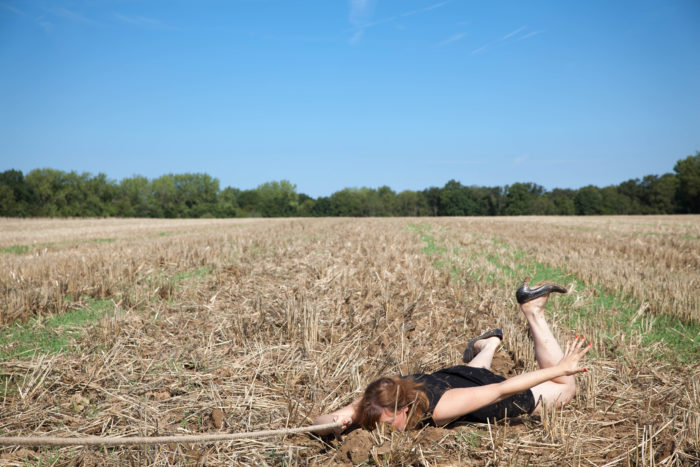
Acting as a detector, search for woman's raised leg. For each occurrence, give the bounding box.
[464,336,501,369]
[520,294,577,411]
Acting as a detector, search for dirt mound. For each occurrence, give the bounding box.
[337,429,374,464]
[334,425,468,465]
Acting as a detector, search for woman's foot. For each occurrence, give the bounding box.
[462,328,503,363]
[520,294,550,318]
[473,336,501,353]
[516,280,567,304]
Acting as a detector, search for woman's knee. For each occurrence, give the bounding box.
[531,380,576,410]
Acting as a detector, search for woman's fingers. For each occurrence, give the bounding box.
[580,343,592,357]
[561,336,592,369]
[568,336,588,353]
[559,336,592,374]
[576,337,591,355]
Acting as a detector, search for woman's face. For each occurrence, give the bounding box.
[379,407,409,430]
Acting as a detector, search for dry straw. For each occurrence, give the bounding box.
[1,217,698,465]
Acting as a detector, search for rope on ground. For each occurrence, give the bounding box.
[0,421,344,447]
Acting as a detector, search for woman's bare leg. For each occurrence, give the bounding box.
[465,336,500,369]
[520,295,577,411]
[520,296,568,376]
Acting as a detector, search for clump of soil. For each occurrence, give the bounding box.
[334,425,478,465]
[337,429,374,464]
[416,425,454,445]
[490,350,514,376]
[211,408,224,428]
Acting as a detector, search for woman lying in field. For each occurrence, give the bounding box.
[313,281,591,434]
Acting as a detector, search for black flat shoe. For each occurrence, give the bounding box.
[462,328,503,363]
[515,280,567,304]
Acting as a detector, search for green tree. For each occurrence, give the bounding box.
[237,189,261,217]
[150,175,177,217]
[574,185,604,215]
[531,195,555,215]
[375,186,397,216]
[218,187,240,217]
[477,186,504,216]
[617,179,643,213]
[546,189,576,215]
[638,174,678,214]
[83,173,118,216]
[0,170,35,216]
[440,180,484,216]
[358,188,380,216]
[311,196,333,216]
[25,169,69,216]
[116,176,152,217]
[329,188,363,216]
[423,187,441,216]
[599,186,633,214]
[296,193,315,217]
[504,183,544,215]
[673,152,700,213]
[256,180,299,217]
[173,173,220,217]
[396,190,429,216]
[58,171,85,216]
[0,185,17,216]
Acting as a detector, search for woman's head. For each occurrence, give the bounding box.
[356,376,429,430]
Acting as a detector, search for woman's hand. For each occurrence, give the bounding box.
[312,413,351,436]
[556,336,592,376]
[312,398,360,436]
[332,415,353,435]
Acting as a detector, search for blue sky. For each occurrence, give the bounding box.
[1,0,699,197]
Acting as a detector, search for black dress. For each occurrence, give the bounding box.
[406,365,536,424]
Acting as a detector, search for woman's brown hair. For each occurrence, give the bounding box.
[356,376,429,430]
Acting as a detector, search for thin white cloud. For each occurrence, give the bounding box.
[37,18,52,32]
[438,32,466,46]
[0,2,23,15]
[402,0,450,17]
[49,7,95,24]
[347,0,375,43]
[1,3,55,33]
[514,155,529,166]
[348,0,450,44]
[518,30,544,40]
[471,44,488,54]
[423,1,450,12]
[354,15,396,30]
[349,0,373,26]
[471,26,543,56]
[501,25,526,40]
[114,12,168,29]
[349,28,364,44]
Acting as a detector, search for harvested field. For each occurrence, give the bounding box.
[0,216,698,465]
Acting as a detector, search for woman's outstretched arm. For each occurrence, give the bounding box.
[432,337,590,425]
[312,397,362,435]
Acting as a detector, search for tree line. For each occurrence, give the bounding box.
[1,152,698,218]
